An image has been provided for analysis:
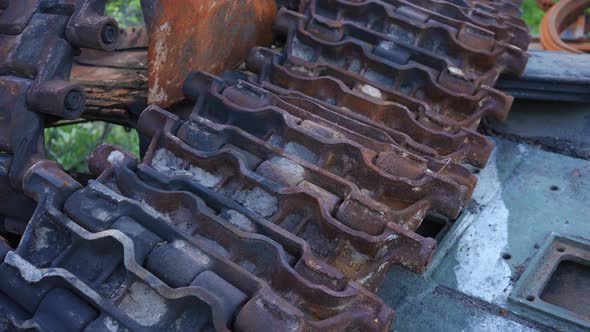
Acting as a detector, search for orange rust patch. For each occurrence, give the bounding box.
[144,0,277,108]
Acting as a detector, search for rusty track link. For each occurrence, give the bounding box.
[209,71,479,189]
[239,59,495,167]
[0,0,530,329]
[301,0,529,80]
[0,158,393,330]
[540,0,590,53]
[248,41,507,135]
[372,0,530,49]
[0,0,120,245]
[139,103,437,287]
[277,7,509,99]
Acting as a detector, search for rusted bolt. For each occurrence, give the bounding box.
[66,15,119,51]
[65,91,83,112]
[27,80,85,120]
[101,23,118,45]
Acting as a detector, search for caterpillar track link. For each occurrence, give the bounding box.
[0,158,393,331]
[249,17,514,132]
[368,0,530,49]
[0,0,531,330]
[298,0,529,82]
[241,57,495,167]
[0,0,118,243]
[190,71,478,193]
[139,103,436,288]
[182,72,472,219]
[277,7,515,119]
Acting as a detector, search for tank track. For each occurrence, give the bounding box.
[0,0,529,330]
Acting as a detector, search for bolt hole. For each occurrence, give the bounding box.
[550,185,559,191]
[473,169,481,174]
[501,253,512,260]
[64,91,83,112]
[101,24,118,45]
[556,247,565,253]
[526,295,535,302]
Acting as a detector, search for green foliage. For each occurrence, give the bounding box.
[106,0,143,28]
[45,123,140,173]
[522,0,545,34]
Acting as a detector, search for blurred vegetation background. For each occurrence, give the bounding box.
[105,0,143,28]
[523,0,546,34]
[44,0,546,173]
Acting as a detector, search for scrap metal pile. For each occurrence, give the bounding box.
[0,0,530,330]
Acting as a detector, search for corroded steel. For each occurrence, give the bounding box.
[140,0,278,108]
[299,0,529,80]
[0,0,116,214]
[181,72,472,219]
[248,28,513,132]
[243,56,495,167]
[373,0,530,50]
[0,157,394,330]
[215,71,479,188]
[139,103,437,288]
[0,0,531,330]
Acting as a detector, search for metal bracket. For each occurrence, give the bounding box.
[510,233,590,329]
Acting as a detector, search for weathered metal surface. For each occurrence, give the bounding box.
[182,72,472,219]
[140,0,278,108]
[245,56,496,167]
[276,7,514,106]
[496,51,590,103]
[250,11,515,133]
[380,138,590,332]
[0,0,117,188]
[484,98,590,160]
[0,155,35,237]
[299,0,529,81]
[214,71,479,191]
[511,234,590,329]
[375,0,530,50]
[0,155,394,330]
[138,104,437,289]
[0,0,533,330]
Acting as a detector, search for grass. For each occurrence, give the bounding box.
[522,0,546,34]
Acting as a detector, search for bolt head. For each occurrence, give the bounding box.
[64,91,82,112]
[101,24,118,45]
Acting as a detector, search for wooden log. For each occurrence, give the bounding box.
[70,27,149,127]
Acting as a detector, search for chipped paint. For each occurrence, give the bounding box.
[454,151,513,305]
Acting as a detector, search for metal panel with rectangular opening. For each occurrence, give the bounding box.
[510,233,590,329]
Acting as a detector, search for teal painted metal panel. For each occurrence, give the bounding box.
[379,137,590,331]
